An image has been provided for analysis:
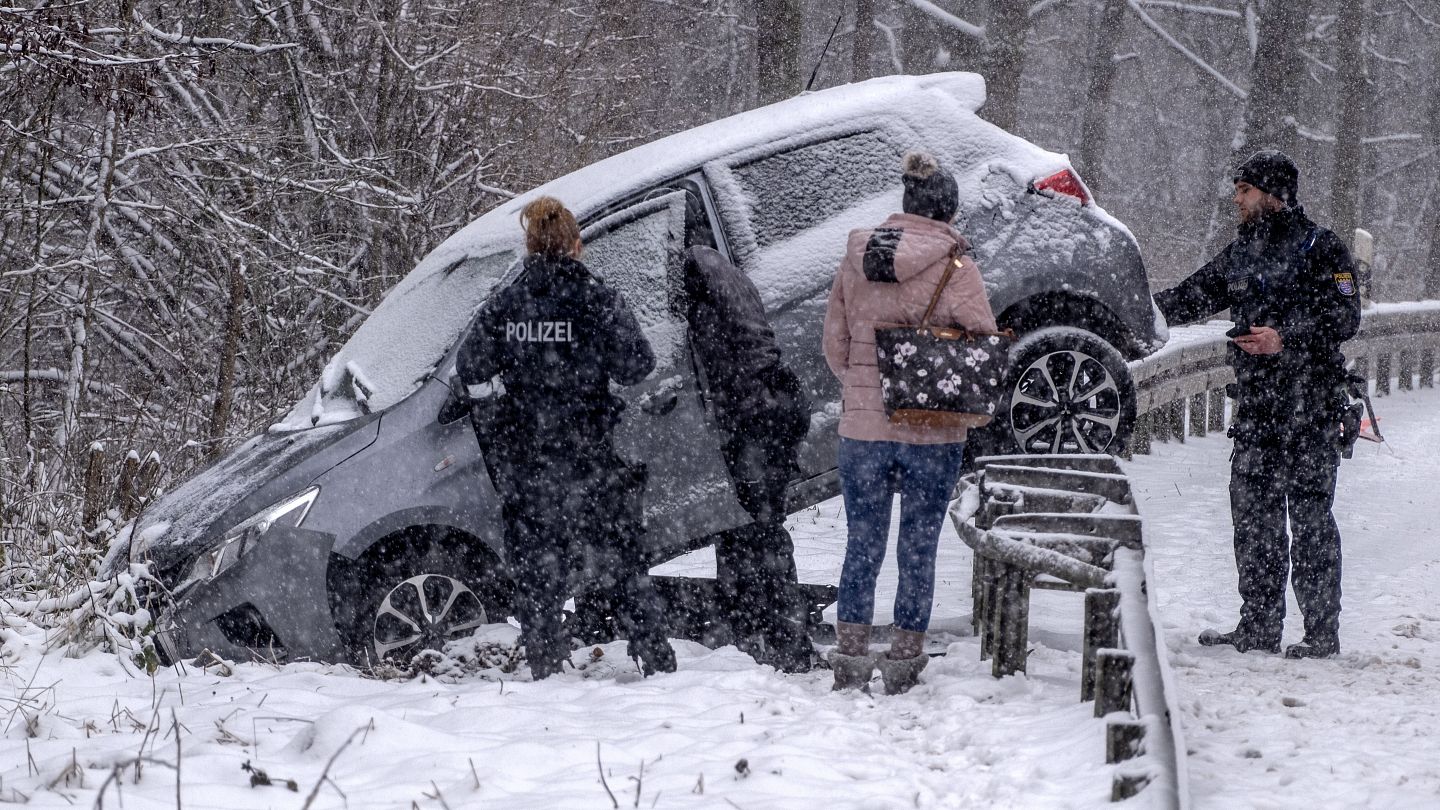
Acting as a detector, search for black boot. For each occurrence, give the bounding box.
[1283,637,1339,659]
[628,637,677,677]
[526,646,569,680]
[1198,628,1281,654]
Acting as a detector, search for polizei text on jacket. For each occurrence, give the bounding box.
[506,321,574,342]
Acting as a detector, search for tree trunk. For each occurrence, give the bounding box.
[1329,0,1367,250]
[901,1,942,74]
[1236,0,1313,158]
[756,0,802,105]
[1206,0,1316,255]
[1077,0,1127,190]
[208,261,247,458]
[979,0,1033,133]
[853,0,877,81]
[1424,78,1440,299]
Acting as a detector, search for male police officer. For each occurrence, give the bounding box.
[1154,150,1361,660]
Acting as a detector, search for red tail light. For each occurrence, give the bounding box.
[1032,169,1091,205]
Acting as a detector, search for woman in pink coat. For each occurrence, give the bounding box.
[822,152,998,694]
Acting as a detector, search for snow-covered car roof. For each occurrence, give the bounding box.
[278,72,1079,430]
[420,72,993,274]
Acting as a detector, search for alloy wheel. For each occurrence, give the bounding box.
[1008,349,1124,453]
[373,573,488,661]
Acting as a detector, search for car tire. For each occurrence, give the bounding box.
[345,533,511,667]
[972,326,1136,458]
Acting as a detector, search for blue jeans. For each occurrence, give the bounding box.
[837,438,966,633]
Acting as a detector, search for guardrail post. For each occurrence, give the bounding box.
[1188,393,1206,437]
[1112,768,1153,802]
[1150,407,1170,443]
[1130,412,1152,455]
[991,562,1031,678]
[1106,718,1146,763]
[1082,588,1122,701]
[972,554,987,637]
[1094,648,1135,717]
[1398,349,1414,391]
[978,556,999,660]
[1422,346,1435,388]
[1208,388,1226,433]
[1376,353,1391,396]
[1167,400,1185,444]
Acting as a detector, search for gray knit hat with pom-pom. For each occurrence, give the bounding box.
[901,151,959,222]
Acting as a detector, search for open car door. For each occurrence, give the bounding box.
[580,191,751,559]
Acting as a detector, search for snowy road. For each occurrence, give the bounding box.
[2,393,1438,808]
[1124,386,1440,809]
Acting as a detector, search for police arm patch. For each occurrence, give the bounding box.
[1334,271,1356,296]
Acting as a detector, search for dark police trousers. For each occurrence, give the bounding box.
[496,440,672,678]
[1229,420,1342,647]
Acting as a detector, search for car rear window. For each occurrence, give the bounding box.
[731,130,901,249]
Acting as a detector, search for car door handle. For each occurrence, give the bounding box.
[639,388,679,416]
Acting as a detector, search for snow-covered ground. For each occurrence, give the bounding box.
[1124,386,1440,809]
[3,390,1437,808]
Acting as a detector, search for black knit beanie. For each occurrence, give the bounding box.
[1233,149,1299,207]
[901,151,959,222]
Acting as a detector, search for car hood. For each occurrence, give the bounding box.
[107,417,380,579]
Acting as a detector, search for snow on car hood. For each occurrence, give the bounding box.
[275,251,519,430]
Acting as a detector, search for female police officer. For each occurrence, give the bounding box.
[457,196,676,679]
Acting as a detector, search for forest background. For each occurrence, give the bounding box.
[3,0,1438,591]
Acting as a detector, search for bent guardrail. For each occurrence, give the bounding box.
[1128,302,1440,451]
[950,454,1185,808]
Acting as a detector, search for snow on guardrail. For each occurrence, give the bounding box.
[1127,301,1440,452]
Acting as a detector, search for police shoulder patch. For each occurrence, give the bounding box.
[1334,271,1356,297]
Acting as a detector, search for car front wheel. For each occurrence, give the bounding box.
[1002,326,1135,455]
[343,533,511,666]
[372,573,489,661]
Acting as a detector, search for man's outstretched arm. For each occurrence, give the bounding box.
[1153,249,1232,327]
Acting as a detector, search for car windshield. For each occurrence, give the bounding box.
[278,249,520,430]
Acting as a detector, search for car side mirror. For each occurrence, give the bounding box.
[437,376,470,425]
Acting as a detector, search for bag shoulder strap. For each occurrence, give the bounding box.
[919,253,962,328]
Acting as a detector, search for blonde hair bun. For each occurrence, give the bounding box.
[521,196,582,257]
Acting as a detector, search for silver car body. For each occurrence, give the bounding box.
[114,72,1161,664]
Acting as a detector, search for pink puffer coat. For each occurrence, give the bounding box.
[822,212,998,444]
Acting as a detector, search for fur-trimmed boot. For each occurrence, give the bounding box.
[875,629,928,695]
[828,622,875,691]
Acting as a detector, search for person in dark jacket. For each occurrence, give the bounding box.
[1154,150,1362,660]
[456,196,677,679]
[682,212,814,673]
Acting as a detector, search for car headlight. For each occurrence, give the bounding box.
[188,486,320,583]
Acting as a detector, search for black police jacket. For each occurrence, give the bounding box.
[456,253,655,451]
[1153,207,1361,429]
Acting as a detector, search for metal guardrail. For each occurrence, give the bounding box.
[1128,302,1440,451]
[949,454,1184,808]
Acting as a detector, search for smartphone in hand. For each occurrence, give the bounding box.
[1225,323,1252,339]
